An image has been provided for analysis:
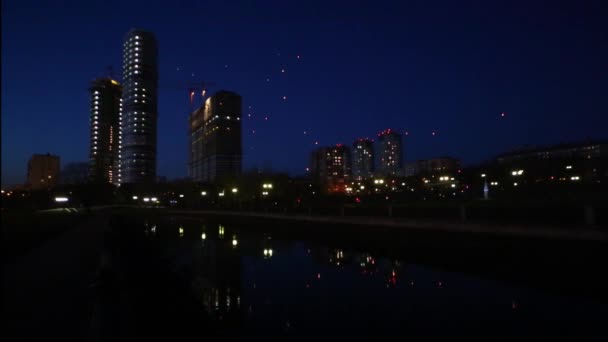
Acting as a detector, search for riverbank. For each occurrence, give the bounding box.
[161,209,608,242]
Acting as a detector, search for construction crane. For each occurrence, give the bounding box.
[160,80,217,111]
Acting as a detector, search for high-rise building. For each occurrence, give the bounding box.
[189,105,205,181]
[190,90,242,182]
[89,78,121,184]
[352,138,374,180]
[27,153,60,189]
[375,129,402,176]
[119,29,158,184]
[311,144,351,193]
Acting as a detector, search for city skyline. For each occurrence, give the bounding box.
[3,0,608,186]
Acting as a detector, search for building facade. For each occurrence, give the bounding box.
[352,138,374,180]
[27,153,60,189]
[119,29,158,184]
[496,141,608,164]
[375,129,402,176]
[190,90,242,182]
[311,144,352,193]
[417,157,461,175]
[189,105,205,181]
[89,78,121,184]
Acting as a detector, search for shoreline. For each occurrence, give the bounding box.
[160,208,608,242]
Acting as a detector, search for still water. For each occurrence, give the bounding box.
[127,217,607,341]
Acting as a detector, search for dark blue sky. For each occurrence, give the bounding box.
[2,0,607,186]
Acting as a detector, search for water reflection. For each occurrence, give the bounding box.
[137,217,608,340]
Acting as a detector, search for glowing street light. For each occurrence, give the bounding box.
[201,191,207,196]
[54,197,69,203]
[232,188,238,194]
[132,196,138,200]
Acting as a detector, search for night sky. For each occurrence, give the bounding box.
[2,0,607,186]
